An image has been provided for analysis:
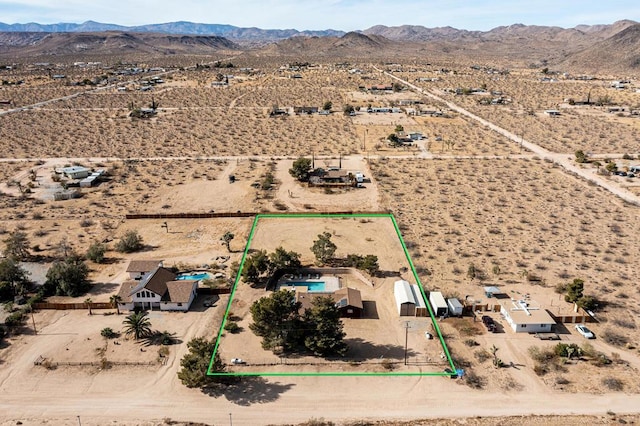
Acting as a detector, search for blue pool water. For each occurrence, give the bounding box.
[287,281,326,292]
[177,272,211,281]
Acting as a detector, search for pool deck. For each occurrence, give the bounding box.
[277,273,340,293]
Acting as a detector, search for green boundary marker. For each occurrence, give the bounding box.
[208,213,457,377]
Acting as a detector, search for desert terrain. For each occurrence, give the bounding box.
[1,24,640,425]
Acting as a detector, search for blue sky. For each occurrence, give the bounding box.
[1,0,639,31]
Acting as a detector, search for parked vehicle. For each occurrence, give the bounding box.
[230,358,246,365]
[482,315,496,332]
[575,324,595,339]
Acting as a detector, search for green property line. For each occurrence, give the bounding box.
[207,212,457,377]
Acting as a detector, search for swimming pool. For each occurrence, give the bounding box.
[177,272,211,281]
[286,281,326,292]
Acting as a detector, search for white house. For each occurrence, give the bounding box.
[126,260,163,281]
[58,166,91,179]
[117,265,198,312]
[500,300,556,333]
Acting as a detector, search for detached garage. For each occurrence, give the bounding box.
[394,280,416,316]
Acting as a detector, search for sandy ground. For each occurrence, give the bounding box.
[2,59,640,425]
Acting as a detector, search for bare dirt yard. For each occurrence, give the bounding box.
[2,57,640,425]
[220,216,448,373]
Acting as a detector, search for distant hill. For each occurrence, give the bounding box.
[559,24,640,72]
[0,20,345,43]
[0,32,238,56]
[262,32,399,57]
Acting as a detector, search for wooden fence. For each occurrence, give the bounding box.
[125,211,390,220]
[33,302,113,311]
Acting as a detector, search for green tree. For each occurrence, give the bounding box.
[268,247,301,274]
[86,241,107,263]
[565,278,584,303]
[242,250,270,284]
[575,150,587,164]
[343,104,355,116]
[322,101,332,111]
[3,231,30,260]
[249,289,301,351]
[122,311,152,340]
[392,82,403,92]
[221,231,234,252]
[577,294,598,311]
[115,230,144,253]
[44,254,90,297]
[85,297,93,315]
[303,295,347,357]
[311,232,337,265]
[0,257,30,300]
[605,161,618,174]
[360,254,379,276]
[178,337,227,389]
[394,124,404,134]
[387,133,400,147]
[289,157,312,182]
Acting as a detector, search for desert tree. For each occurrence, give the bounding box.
[303,295,347,357]
[109,294,122,315]
[249,289,301,351]
[289,157,312,182]
[241,250,270,284]
[268,247,301,274]
[115,230,144,253]
[0,258,30,300]
[178,337,227,389]
[86,241,107,263]
[44,254,90,297]
[3,230,30,261]
[221,231,234,252]
[311,232,337,265]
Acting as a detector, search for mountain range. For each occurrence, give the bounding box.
[1,20,639,72]
[0,19,637,43]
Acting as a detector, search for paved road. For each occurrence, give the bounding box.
[377,67,640,207]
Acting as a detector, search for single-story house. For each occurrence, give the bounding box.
[295,287,364,318]
[58,166,91,179]
[126,259,163,281]
[117,266,198,312]
[308,168,356,187]
[500,300,556,333]
[294,106,318,115]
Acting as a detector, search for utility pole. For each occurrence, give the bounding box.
[229,413,233,426]
[30,306,36,335]
[404,321,409,365]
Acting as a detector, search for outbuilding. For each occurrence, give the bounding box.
[429,291,448,317]
[447,298,463,317]
[394,280,416,316]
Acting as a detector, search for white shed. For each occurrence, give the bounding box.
[394,280,416,316]
[447,298,463,317]
[429,291,448,317]
[411,285,428,317]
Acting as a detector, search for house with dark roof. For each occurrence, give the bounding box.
[295,287,364,319]
[117,265,198,312]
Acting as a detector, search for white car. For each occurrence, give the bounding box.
[230,358,246,365]
[575,324,595,339]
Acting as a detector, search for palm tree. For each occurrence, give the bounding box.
[109,294,122,315]
[123,311,152,340]
[84,297,93,315]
